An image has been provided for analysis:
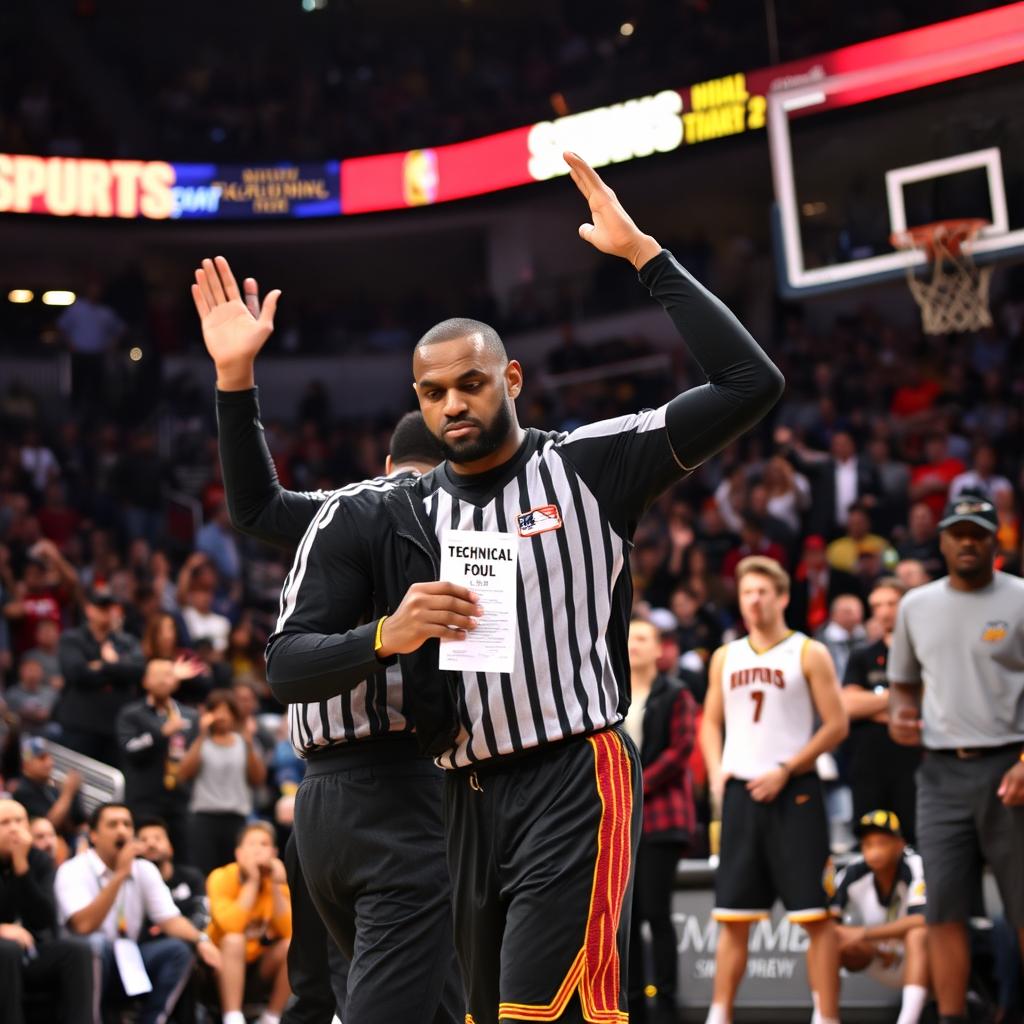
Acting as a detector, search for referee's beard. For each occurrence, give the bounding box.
[439,398,515,467]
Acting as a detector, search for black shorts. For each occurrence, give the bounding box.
[445,727,642,1024]
[916,748,1024,927]
[713,774,832,924]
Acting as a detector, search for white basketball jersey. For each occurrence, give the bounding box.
[720,631,814,780]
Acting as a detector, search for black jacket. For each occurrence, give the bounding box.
[55,626,145,738]
[0,847,57,941]
[116,699,200,810]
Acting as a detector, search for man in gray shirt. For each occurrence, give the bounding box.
[888,493,1024,1024]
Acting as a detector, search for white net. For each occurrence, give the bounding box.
[895,224,993,335]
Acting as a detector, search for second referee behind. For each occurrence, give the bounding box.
[889,492,1024,1024]
[265,151,784,1024]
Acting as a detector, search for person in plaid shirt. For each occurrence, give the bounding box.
[623,617,698,1023]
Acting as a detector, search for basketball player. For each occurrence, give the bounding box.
[699,556,848,1024]
[264,152,784,1024]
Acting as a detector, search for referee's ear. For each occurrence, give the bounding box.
[505,359,523,400]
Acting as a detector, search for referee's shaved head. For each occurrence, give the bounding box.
[415,318,507,364]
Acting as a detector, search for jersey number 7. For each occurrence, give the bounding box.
[751,690,765,723]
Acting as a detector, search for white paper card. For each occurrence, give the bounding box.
[438,529,518,675]
[114,937,153,997]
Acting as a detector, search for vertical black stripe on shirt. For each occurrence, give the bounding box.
[317,700,332,745]
[448,495,478,761]
[491,497,526,750]
[536,458,593,731]
[470,505,500,755]
[338,690,356,742]
[561,457,612,723]
[517,464,572,738]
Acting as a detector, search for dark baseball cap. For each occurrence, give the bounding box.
[85,585,117,607]
[854,809,903,839]
[938,493,998,533]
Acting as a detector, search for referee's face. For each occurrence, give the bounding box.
[940,521,995,581]
[413,334,523,468]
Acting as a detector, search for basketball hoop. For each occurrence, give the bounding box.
[890,219,993,335]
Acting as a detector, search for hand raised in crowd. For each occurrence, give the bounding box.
[114,838,141,879]
[376,582,482,658]
[161,708,189,737]
[4,820,34,872]
[61,769,82,795]
[173,654,206,681]
[191,255,281,390]
[198,711,216,737]
[565,150,662,270]
[100,640,119,664]
[997,760,1024,806]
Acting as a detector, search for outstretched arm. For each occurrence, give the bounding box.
[561,153,784,527]
[192,255,328,546]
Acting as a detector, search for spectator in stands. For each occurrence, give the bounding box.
[826,504,894,574]
[909,433,965,521]
[56,281,125,410]
[816,594,867,682]
[116,658,202,859]
[789,534,860,635]
[0,797,93,1024]
[11,737,86,844]
[668,585,722,668]
[55,802,221,1023]
[37,479,81,551]
[141,610,213,703]
[207,821,292,1024]
[625,619,697,1024]
[136,818,207,929]
[179,690,267,874]
[21,618,63,688]
[833,811,929,1024]
[776,426,881,538]
[842,578,920,842]
[29,814,68,866]
[949,443,1013,503]
[866,437,911,535]
[178,555,232,654]
[761,454,811,535]
[196,501,243,586]
[4,655,60,736]
[55,585,145,765]
[721,514,787,586]
[3,539,78,657]
[897,503,944,582]
[895,559,931,592]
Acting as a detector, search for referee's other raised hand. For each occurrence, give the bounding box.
[564,150,662,271]
[376,582,482,659]
[191,254,281,390]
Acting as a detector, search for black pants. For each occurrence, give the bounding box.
[445,727,642,1024]
[850,739,920,845]
[294,749,463,1024]
[188,811,245,876]
[0,935,94,1024]
[281,830,348,1024]
[628,839,684,1021]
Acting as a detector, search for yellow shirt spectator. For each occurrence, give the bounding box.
[207,860,292,964]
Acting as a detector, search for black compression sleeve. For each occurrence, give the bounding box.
[216,387,325,546]
[639,250,785,469]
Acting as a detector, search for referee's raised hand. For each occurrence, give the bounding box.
[376,582,482,659]
[191,254,281,391]
[564,150,662,271]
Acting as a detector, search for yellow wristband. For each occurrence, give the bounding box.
[373,615,389,653]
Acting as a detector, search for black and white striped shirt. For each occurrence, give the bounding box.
[273,473,417,757]
[413,408,685,768]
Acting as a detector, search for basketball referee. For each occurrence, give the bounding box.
[265,151,784,1024]
[191,256,463,1024]
[889,492,1024,1024]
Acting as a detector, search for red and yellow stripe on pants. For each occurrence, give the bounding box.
[499,731,633,1023]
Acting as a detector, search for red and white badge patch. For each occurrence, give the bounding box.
[516,504,562,537]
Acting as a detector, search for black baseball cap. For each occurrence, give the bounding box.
[939,493,998,533]
[84,585,116,607]
[854,809,903,839]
